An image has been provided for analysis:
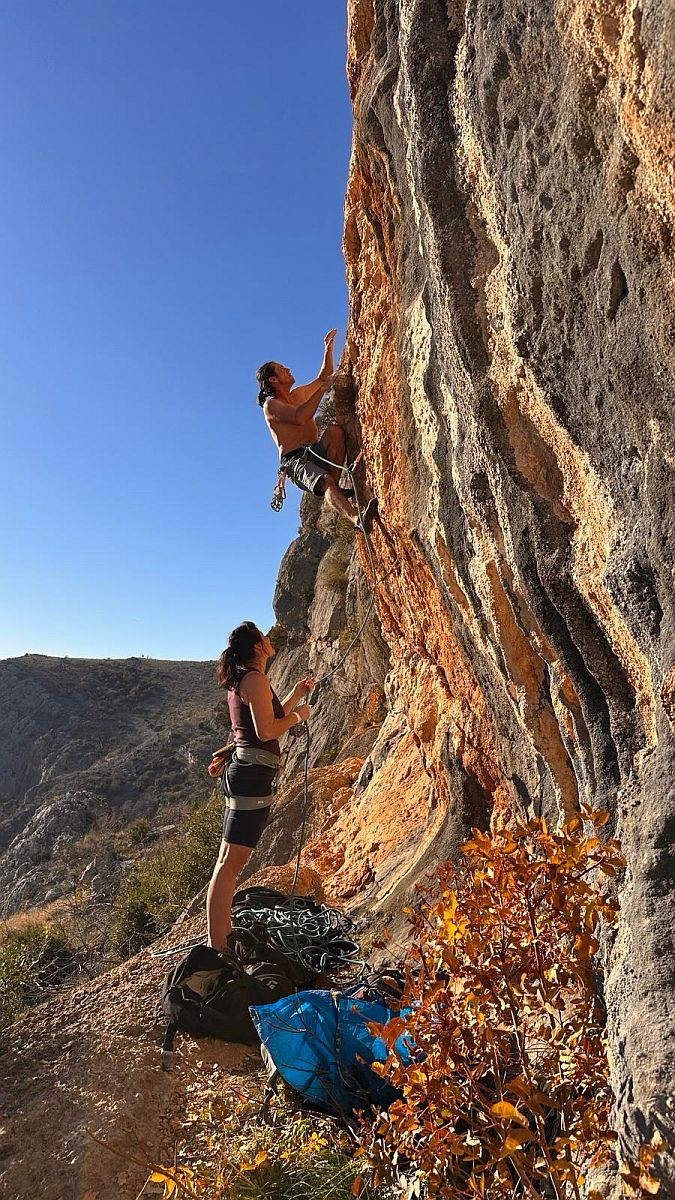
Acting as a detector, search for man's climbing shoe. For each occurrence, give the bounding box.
[340,487,356,500]
[356,497,378,534]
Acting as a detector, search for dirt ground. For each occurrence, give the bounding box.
[0,912,266,1200]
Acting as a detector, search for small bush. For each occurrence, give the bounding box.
[320,558,349,590]
[317,744,339,768]
[320,535,353,591]
[0,922,75,1027]
[148,1094,393,1199]
[110,794,223,957]
[364,808,628,1198]
[267,623,289,654]
[118,817,152,849]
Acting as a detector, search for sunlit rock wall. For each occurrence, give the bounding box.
[343,0,674,1171]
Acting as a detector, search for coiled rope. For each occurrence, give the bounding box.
[231,887,364,982]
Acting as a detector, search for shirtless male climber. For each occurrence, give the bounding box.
[257,328,377,531]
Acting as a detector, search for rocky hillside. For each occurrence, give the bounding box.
[0,656,223,913]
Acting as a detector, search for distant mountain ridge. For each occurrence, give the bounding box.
[0,654,223,913]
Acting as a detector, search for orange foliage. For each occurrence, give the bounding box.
[363,808,657,1198]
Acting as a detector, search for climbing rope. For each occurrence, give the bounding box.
[285,449,378,896]
[231,888,364,983]
[306,451,377,689]
[151,895,364,983]
[153,457,377,965]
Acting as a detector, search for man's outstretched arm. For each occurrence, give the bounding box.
[264,329,337,425]
[318,327,336,380]
[291,328,337,404]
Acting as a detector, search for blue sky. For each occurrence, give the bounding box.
[0,1,352,661]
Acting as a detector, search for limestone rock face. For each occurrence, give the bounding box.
[337,0,674,1170]
[269,480,390,779]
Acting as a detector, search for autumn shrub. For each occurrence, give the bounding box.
[147,1095,394,1199]
[0,922,75,1027]
[363,807,629,1199]
[110,793,223,957]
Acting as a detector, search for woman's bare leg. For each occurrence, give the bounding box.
[206,840,252,950]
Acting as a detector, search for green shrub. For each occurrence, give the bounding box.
[0,923,75,1027]
[267,623,289,653]
[118,817,152,849]
[317,744,339,768]
[110,794,223,957]
[320,529,354,591]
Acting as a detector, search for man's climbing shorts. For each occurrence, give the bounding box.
[220,747,279,849]
[281,444,329,496]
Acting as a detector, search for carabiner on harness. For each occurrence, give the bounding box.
[270,467,287,512]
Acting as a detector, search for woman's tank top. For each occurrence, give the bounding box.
[228,669,284,757]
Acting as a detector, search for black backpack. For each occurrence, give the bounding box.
[160,926,316,1070]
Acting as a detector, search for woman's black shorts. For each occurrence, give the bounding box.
[222,803,271,849]
[221,758,276,849]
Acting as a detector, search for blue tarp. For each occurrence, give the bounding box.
[250,989,412,1115]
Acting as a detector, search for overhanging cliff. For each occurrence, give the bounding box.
[271,0,674,1172]
[342,0,674,1170]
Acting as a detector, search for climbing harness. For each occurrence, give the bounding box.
[270,466,287,512]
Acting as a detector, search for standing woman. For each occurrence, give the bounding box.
[206,621,312,951]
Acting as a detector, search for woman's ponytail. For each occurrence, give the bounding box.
[216,621,262,690]
[216,646,238,690]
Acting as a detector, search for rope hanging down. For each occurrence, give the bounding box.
[152,455,378,964]
[288,450,378,895]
